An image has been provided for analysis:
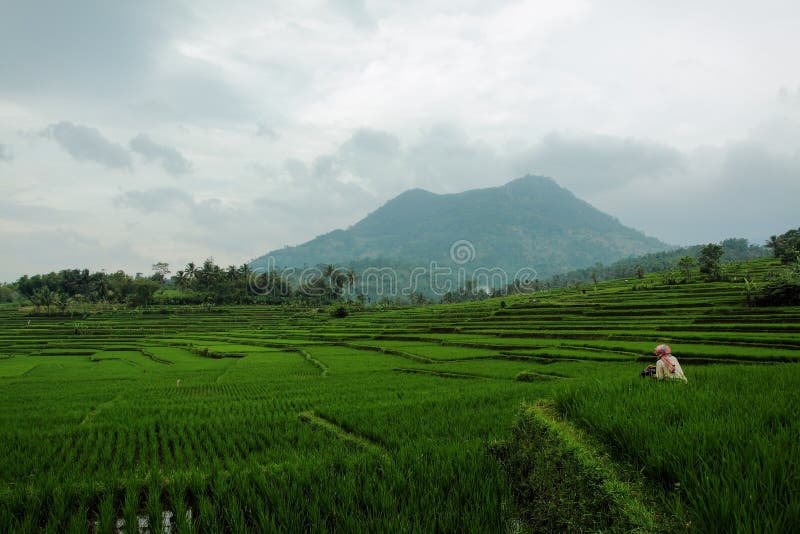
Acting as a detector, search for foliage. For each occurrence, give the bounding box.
[329,305,349,318]
[660,270,679,285]
[126,278,160,307]
[0,285,15,303]
[542,237,768,289]
[747,266,800,306]
[6,233,773,307]
[766,227,800,264]
[442,279,491,303]
[698,243,724,279]
[10,259,359,310]
[677,255,695,280]
[151,261,171,283]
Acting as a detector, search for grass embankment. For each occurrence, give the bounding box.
[492,401,674,532]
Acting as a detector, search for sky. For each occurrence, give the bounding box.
[1,0,799,281]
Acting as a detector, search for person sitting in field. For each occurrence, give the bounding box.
[651,344,687,383]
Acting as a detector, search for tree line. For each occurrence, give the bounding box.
[538,237,769,290]
[2,232,796,311]
[5,259,361,313]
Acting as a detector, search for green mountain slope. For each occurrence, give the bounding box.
[251,175,669,278]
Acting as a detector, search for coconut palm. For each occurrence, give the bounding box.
[184,262,197,280]
[175,271,188,290]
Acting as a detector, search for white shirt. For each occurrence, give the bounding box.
[656,355,687,383]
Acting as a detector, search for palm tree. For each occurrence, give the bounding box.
[678,256,696,281]
[323,264,335,285]
[32,287,54,314]
[322,264,336,299]
[184,262,197,280]
[198,258,219,291]
[765,236,779,257]
[175,271,188,290]
[766,235,778,249]
[95,276,110,302]
[54,293,69,314]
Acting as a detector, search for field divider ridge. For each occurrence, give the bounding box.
[79,390,127,426]
[336,342,435,364]
[294,349,329,376]
[392,367,488,380]
[492,400,669,532]
[298,410,390,459]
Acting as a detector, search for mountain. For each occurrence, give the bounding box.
[250,175,669,279]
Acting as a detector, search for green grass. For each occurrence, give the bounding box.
[552,366,800,532]
[0,258,797,531]
[492,401,667,532]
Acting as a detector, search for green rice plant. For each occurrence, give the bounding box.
[65,500,87,534]
[95,491,115,533]
[146,483,163,533]
[196,494,218,532]
[0,258,797,530]
[122,484,139,534]
[552,365,800,532]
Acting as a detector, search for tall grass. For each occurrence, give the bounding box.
[553,366,800,532]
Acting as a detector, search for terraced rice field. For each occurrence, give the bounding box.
[0,258,798,531]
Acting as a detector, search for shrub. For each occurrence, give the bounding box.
[766,227,800,264]
[514,371,558,382]
[661,271,679,285]
[748,269,800,306]
[330,306,349,318]
[0,285,15,303]
[699,243,723,279]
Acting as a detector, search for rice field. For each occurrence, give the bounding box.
[0,257,797,532]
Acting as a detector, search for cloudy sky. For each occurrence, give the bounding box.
[1,0,799,281]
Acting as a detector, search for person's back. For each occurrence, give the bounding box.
[653,344,688,383]
[656,354,687,382]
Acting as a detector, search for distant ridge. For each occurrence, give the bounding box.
[251,175,669,278]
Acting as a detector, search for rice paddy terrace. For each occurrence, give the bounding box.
[0,258,798,532]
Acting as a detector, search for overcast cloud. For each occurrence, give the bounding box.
[1,0,799,281]
[0,144,12,162]
[44,121,132,169]
[130,135,193,176]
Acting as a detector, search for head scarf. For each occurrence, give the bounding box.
[654,344,675,373]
